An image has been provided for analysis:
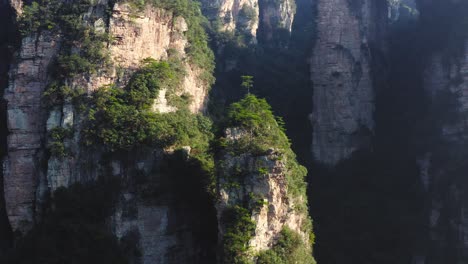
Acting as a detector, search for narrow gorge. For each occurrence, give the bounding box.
[1,0,468,264]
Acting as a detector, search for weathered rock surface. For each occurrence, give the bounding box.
[310,0,387,165]
[45,3,211,191]
[420,38,468,262]
[258,0,295,42]
[216,128,312,256]
[3,1,211,237]
[202,0,260,38]
[75,3,208,113]
[3,32,60,233]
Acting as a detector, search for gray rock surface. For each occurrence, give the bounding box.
[310,0,387,165]
[420,38,468,261]
[3,32,60,233]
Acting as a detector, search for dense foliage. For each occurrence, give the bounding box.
[83,59,212,154]
[257,228,315,264]
[221,205,256,264]
[47,127,74,157]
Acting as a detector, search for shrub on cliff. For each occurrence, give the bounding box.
[226,94,290,155]
[257,227,316,264]
[83,59,212,154]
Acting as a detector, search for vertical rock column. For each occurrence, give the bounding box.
[3,32,60,233]
[310,0,387,165]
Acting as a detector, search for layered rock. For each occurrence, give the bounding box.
[3,32,60,233]
[310,0,388,165]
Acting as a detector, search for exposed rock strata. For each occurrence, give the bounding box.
[3,32,60,233]
[310,0,387,165]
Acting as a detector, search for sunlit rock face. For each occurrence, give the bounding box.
[310,0,388,165]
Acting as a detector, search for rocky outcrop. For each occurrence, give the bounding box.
[216,128,313,260]
[310,0,388,165]
[73,3,208,113]
[3,0,211,234]
[43,2,209,197]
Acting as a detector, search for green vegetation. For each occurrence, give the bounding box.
[47,127,74,157]
[218,95,315,263]
[241,75,254,95]
[238,4,257,23]
[125,58,185,108]
[2,180,128,264]
[43,82,86,108]
[221,205,256,264]
[225,94,288,154]
[222,93,310,202]
[83,58,212,154]
[257,228,315,264]
[237,4,257,31]
[19,0,111,75]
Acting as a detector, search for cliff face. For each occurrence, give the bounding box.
[202,0,260,38]
[2,1,314,263]
[420,32,468,264]
[4,32,60,233]
[202,0,296,45]
[310,0,388,165]
[3,1,210,234]
[217,130,310,253]
[2,1,219,262]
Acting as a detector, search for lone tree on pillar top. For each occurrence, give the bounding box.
[241,75,254,95]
